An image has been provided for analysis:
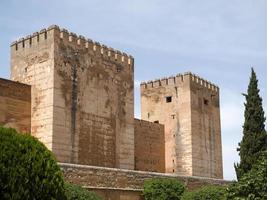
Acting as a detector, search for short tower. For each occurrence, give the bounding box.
[140,72,223,178]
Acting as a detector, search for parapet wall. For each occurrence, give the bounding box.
[0,78,31,133]
[140,72,219,93]
[61,163,231,200]
[11,25,134,68]
[134,118,163,128]
[134,119,165,172]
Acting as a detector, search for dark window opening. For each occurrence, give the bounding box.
[147,113,150,119]
[154,120,159,123]
[171,114,175,119]
[166,96,172,103]
[173,169,175,173]
[204,98,209,105]
[116,66,122,72]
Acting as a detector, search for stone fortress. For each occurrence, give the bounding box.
[0,25,224,194]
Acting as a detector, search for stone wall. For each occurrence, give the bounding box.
[190,76,223,178]
[92,188,142,200]
[53,27,134,169]
[61,163,230,200]
[0,78,31,133]
[134,119,165,172]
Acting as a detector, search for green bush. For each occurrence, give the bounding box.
[0,127,66,200]
[65,183,102,200]
[182,185,227,200]
[227,151,267,200]
[143,178,185,200]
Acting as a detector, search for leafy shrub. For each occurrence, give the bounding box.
[182,185,227,200]
[227,151,267,200]
[65,183,102,200]
[143,178,185,200]
[0,127,66,200]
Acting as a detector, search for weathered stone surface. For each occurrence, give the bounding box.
[61,163,230,200]
[0,78,31,133]
[140,73,223,178]
[11,29,55,150]
[134,119,165,172]
[10,26,135,169]
[92,189,142,200]
[8,25,223,180]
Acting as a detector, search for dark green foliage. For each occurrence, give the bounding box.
[0,126,66,200]
[143,178,185,200]
[65,183,102,200]
[227,151,267,200]
[182,185,227,200]
[235,68,267,180]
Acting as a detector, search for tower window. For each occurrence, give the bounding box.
[204,98,209,105]
[148,113,150,119]
[166,96,172,103]
[116,65,122,72]
[171,114,175,119]
[154,120,159,123]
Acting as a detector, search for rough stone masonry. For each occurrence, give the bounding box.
[0,25,223,180]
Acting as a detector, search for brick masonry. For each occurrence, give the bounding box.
[0,78,31,133]
[61,163,230,200]
[134,119,165,172]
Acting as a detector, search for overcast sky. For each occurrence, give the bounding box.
[1,0,267,180]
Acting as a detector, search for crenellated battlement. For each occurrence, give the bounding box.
[190,73,219,92]
[140,72,219,93]
[134,118,163,128]
[10,25,134,66]
[11,28,50,50]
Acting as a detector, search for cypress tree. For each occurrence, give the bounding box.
[235,68,267,180]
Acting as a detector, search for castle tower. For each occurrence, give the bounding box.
[10,25,135,170]
[140,73,223,178]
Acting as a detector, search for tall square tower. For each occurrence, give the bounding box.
[10,25,135,169]
[140,73,223,178]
